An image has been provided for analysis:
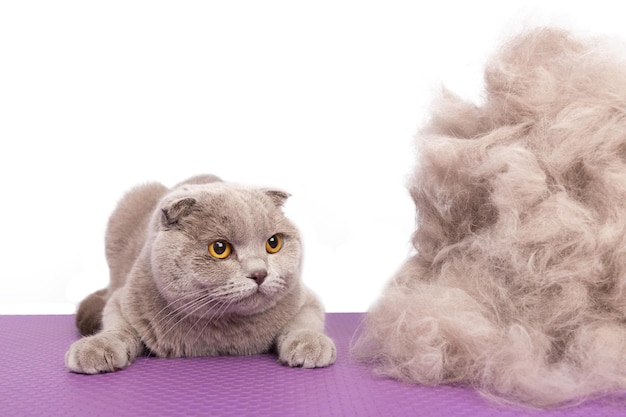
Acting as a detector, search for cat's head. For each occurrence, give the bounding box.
[150,182,302,318]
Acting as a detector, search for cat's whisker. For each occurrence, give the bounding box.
[144,278,287,354]
[259,278,287,294]
[205,285,255,302]
[179,302,220,344]
[150,289,207,328]
[148,283,243,341]
[185,298,234,347]
[189,296,239,348]
[208,297,235,322]
[164,288,237,330]
[147,290,220,342]
[159,296,217,327]
[205,283,242,297]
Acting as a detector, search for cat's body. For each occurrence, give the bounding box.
[66,175,336,373]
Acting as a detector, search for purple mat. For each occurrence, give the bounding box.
[1,313,625,416]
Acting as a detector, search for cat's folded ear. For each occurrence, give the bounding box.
[161,197,196,227]
[263,189,291,207]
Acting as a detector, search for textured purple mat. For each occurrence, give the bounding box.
[1,314,625,416]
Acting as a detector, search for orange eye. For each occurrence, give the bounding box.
[265,234,283,254]
[208,240,232,259]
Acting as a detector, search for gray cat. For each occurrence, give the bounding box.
[65,174,336,373]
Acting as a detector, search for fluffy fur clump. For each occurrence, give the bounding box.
[353,28,626,407]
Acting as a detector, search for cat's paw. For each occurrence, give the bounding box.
[65,333,135,374]
[278,330,337,368]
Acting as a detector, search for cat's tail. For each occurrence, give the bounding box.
[75,288,109,336]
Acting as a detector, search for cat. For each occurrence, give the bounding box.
[65,174,336,373]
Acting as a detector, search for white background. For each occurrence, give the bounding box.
[1,1,625,314]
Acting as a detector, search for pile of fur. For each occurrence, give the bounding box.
[353,28,626,407]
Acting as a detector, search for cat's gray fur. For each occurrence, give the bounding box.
[66,174,336,373]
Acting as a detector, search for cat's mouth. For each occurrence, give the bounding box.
[217,279,287,315]
[167,276,287,318]
[218,291,278,316]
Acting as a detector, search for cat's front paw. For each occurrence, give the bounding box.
[65,333,136,374]
[278,330,336,368]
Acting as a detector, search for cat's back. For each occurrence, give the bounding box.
[106,182,168,289]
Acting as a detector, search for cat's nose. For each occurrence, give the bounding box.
[247,270,267,285]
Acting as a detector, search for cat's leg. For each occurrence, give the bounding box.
[276,290,336,368]
[65,289,142,374]
[75,288,109,336]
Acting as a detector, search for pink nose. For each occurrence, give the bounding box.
[247,270,267,285]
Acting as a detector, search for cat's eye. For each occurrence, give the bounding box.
[208,240,232,259]
[266,234,283,254]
